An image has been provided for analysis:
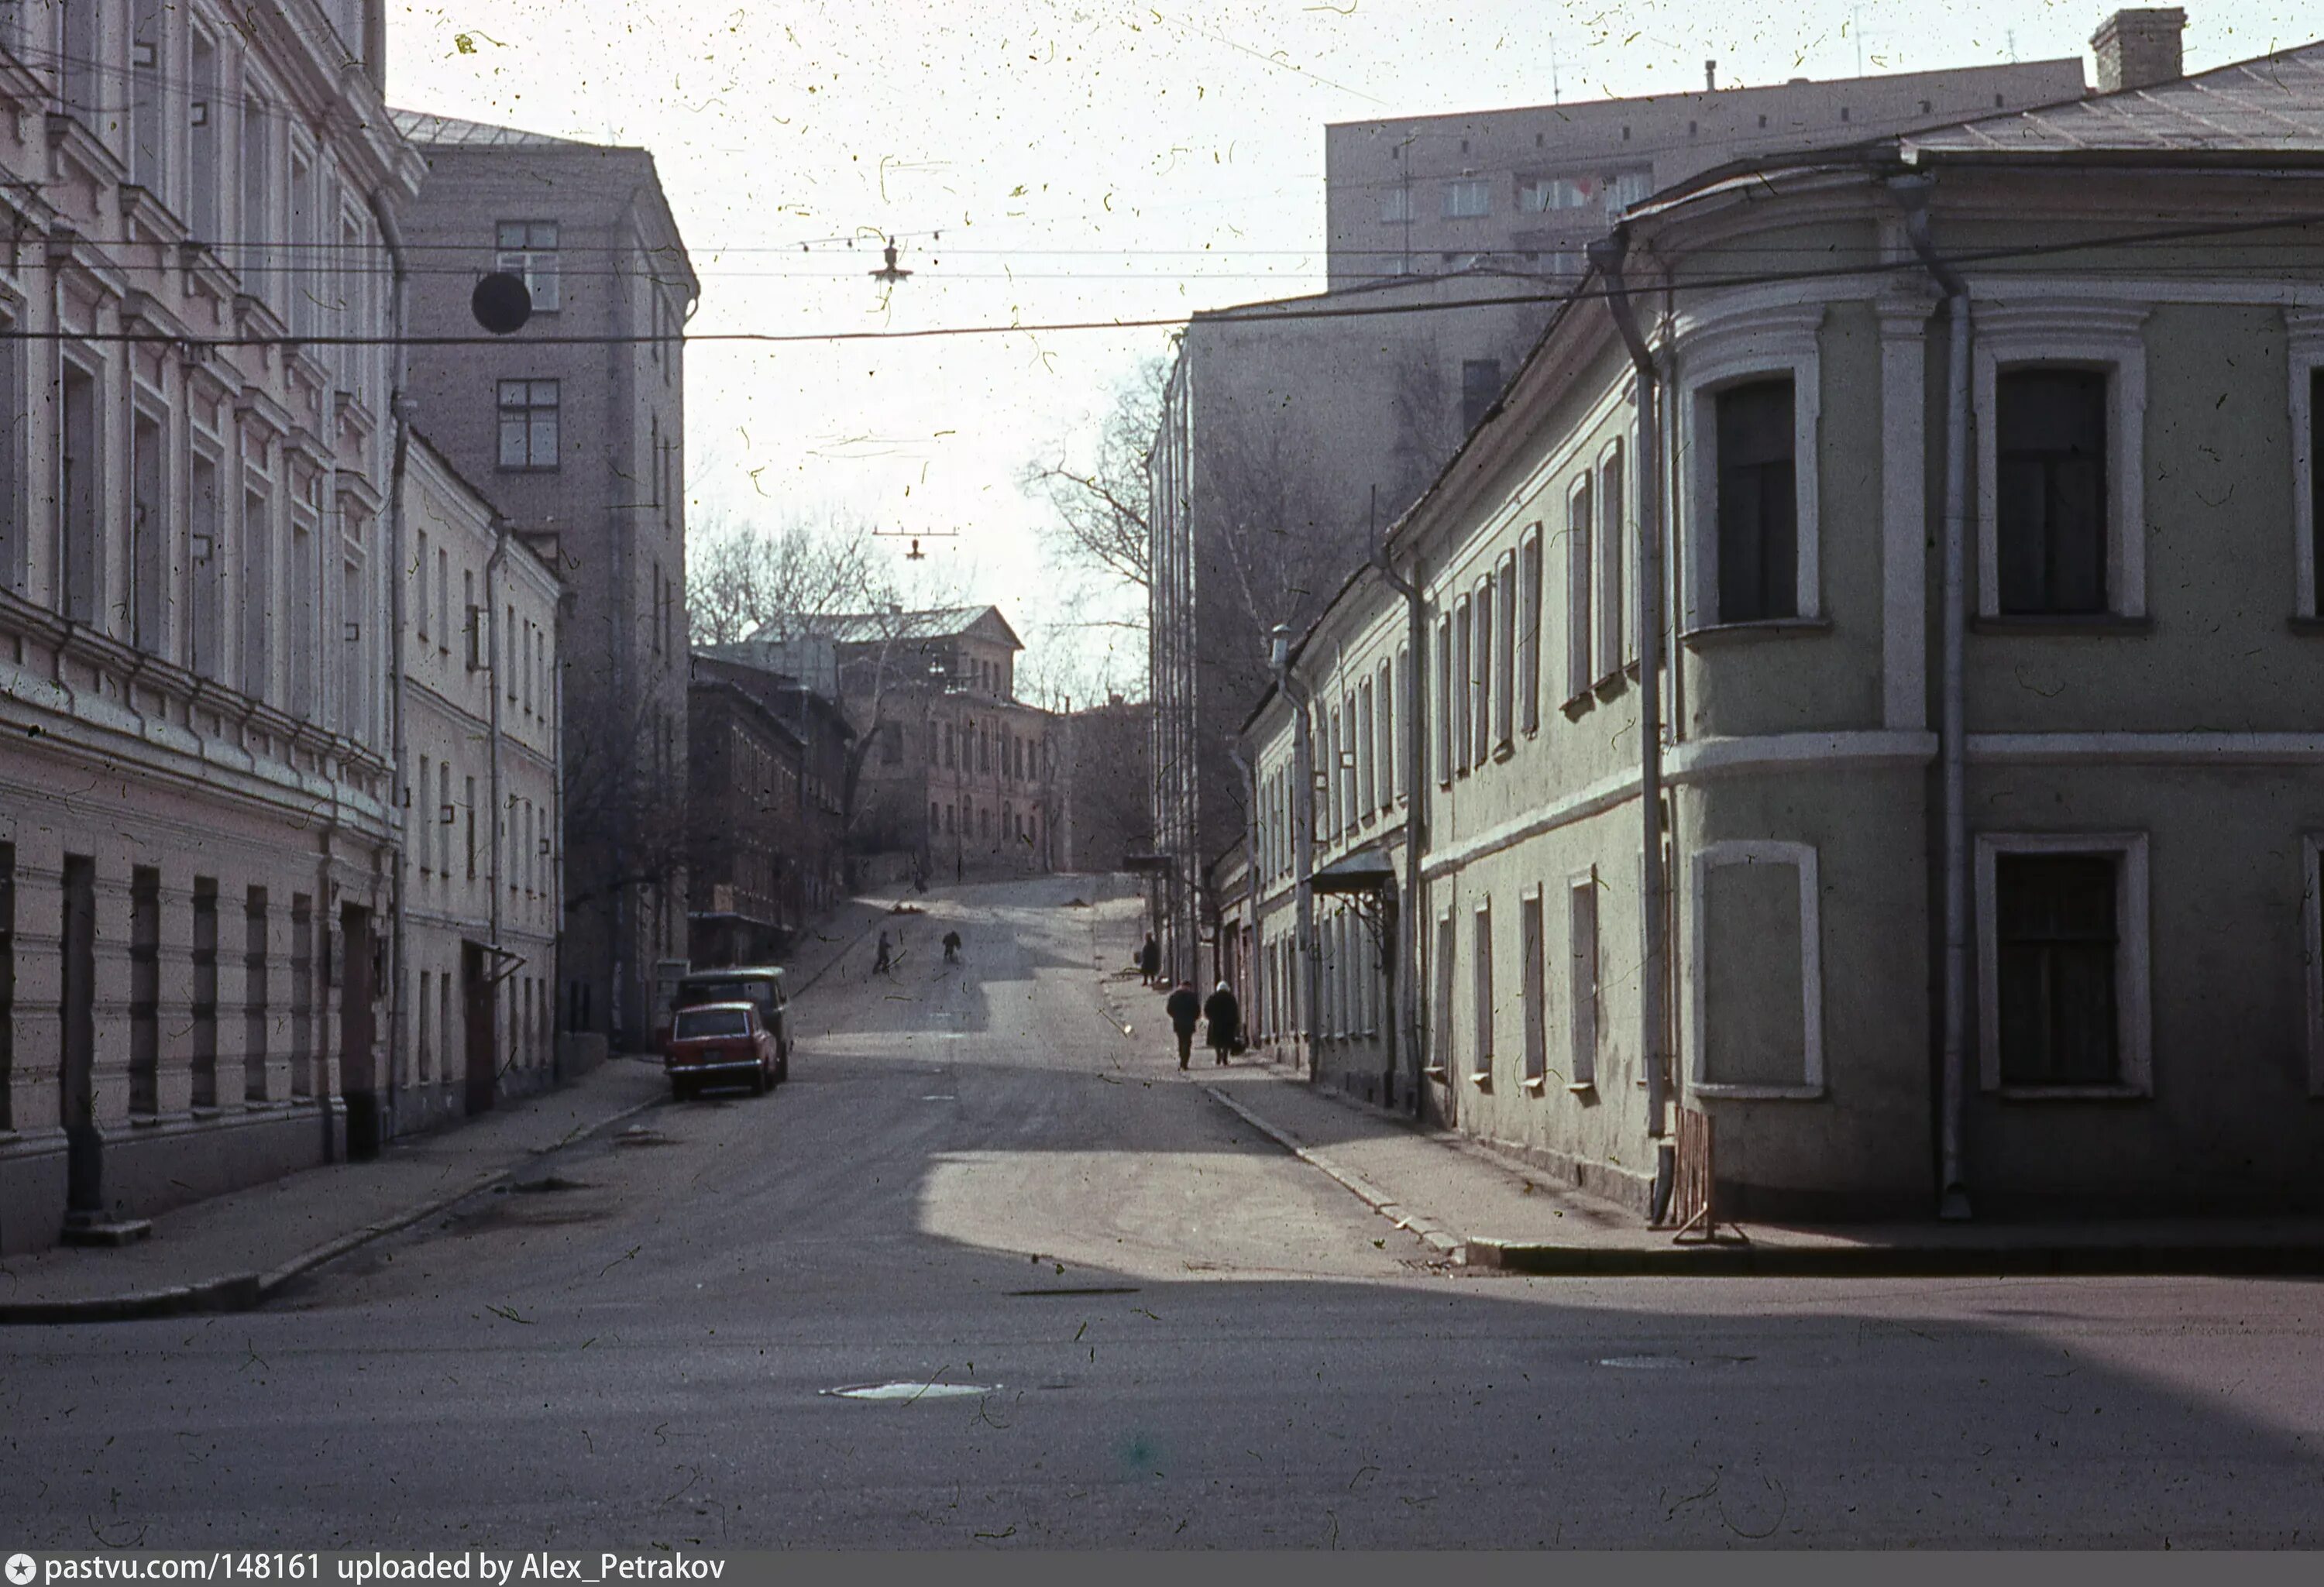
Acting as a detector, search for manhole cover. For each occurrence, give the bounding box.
[823,1381,998,1401]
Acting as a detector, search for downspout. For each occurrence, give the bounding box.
[1892,173,1974,1221]
[550,576,569,1077]
[1271,625,1318,1082]
[367,191,411,1144]
[486,521,510,1094]
[1373,553,1428,1119]
[1590,231,1675,1220]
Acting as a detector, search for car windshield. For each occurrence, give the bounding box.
[680,980,770,1006]
[673,1008,750,1039]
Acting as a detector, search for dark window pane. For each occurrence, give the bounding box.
[1996,369,2108,615]
[1995,853,2119,1086]
[1715,379,1797,622]
[2312,369,2322,615]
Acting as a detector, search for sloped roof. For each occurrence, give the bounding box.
[775,605,1023,651]
[1902,40,2324,160]
[390,109,594,149]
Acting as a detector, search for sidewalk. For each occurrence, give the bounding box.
[0,890,907,1324]
[1198,1064,2324,1277]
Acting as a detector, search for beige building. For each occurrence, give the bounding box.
[0,2,416,1249]
[397,438,562,1133]
[1240,19,2324,1219]
[1150,45,2093,984]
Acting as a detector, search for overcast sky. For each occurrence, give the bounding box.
[387,1,2311,700]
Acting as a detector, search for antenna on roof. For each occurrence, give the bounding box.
[1551,36,1561,105]
[1704,60,1717,93]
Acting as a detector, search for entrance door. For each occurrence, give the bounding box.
[60,855,99,1218]
[462,941,497,1116]
[340,905,379,1159]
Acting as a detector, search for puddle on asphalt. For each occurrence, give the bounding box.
[1597,1354,1755,1369]
[822,1381,999,1401]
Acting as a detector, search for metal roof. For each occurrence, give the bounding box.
[1902,40,2324,160]
[389,109,593,149]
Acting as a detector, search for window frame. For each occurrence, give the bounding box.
[495,219,562,313]
[1442,178,1490,220]
[1679,304,1825,634]
[497,378,561,472]
[2305,835,2324,1097]
[1974,831,2152,1098]
[1597,438,1628,680]
[1519,888,1549,1090]
[1972,303,2150,621]
[1491,551,1516,752]
[1686,840,1826,1101]
[1567,869,1601,1092]
[1517,526,1543,735]
[1564,472,1594,702]
[2289,312,2324,620]
[1470,898,1494,1084]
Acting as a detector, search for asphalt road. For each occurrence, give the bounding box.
[3,876,2320,1547]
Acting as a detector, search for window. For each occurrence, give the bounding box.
[436,548,450,651]
[1976,840,2150,1094]
[1521,892,1548,1087]
[1518,175,1592,211]
[1375,659,1394,812]
[1604,170,1652,215]
[1461,359,1503,435]
[1377,187,1410,223]
[417,756,433,874]
[1442,179,1490,219]
[1356,680,1375,816]
[191,878,219,1109]
[1995,369,2108,615]
[1518,529,1542,733]
[1565,475,1593,699]
[1469,581,1491,768]
[496,221,561,312]
[1598,443,1626,676]
[1690,842,1824,1098]
[1714,379,1799,623]
[1452,599,1472,777]
[1431,909,1456,1076]
[497,380,559,470]
[60,361,100,625]
[1568,873,1600,1089]
[1492,552,1515,748]
[130,409,167,653]
[1435,616,1454,785]
[466,776,477,879]
[1470,902,1494,1080]
[2305,363,2324,616]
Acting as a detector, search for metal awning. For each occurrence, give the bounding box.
[1312,847,1396,895]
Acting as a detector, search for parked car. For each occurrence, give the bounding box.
[661,965,792,1081]
[663,1001,779,1100]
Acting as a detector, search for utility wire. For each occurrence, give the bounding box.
[5,211,2321,348]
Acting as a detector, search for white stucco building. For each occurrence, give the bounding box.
[0,2,418,1250]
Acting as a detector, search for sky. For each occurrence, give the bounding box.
[387,0,2313,701]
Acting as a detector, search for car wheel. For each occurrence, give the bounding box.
[777,1045,790,1083]
[749,1062,768,1097]
[670,1077,693,1102]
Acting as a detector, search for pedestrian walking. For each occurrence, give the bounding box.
[1138,934,1160,987]
[872,931,893,977]
[942,929,962,964]
[1164,978,1202,1070]
[1203,981,1241,1067]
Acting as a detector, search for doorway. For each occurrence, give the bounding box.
[60,855,99,1218]
[462,940,497,1116]
[339,904,379,1159]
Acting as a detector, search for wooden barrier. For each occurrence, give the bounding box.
[1671,1105,1720,1243]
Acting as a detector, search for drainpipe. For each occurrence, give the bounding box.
[486,520,510,1094]
[1373,553,1428,1118]
[367,191,411,1144]
[1271,625,1319,1081]
[1892,173,1974,1221]
[549,576,570,1077]
[1590,231,1675,1220]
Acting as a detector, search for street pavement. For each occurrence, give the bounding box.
[2,875,2321,1547]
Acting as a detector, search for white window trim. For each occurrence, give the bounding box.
[1679,302,1826,632]
[1519,884,1549,1091]
[1974,830,2152,1098]
[2302,835,2324,1098]
[1563,472,1593,703]
[1567,867,1600,1092]
[1972,301,2150,620]
[2290,311,2324,620]
[1470,898,1494,1081]
[1686,839,1825,1101]
[1595,437,1628,682]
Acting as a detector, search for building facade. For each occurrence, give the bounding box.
[397,436,562,1132]
[1150,46,2092,991]
[0,1,415,1249]
[686,655,851,965]
[391,111,698,1053]
[1239,21,2324,1218]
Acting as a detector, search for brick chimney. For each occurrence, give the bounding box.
[2091,8,2188,93]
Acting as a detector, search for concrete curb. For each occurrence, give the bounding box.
[1464,1235,2324,1278]
[1200,1084,1467,1262]
[0,1082,669,1327]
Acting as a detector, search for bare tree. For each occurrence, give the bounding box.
[687,508,890,647]
[1020,357,1164,593]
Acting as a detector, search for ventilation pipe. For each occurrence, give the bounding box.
[1891,172,1974,1221]
[1588,228,1674,1221]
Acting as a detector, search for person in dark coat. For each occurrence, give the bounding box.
[1203,981,1241,1067]
[871,932,893,977]
[1138,935,1160,987]
[1164,979,1202,1070]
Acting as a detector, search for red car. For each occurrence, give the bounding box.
[663,1001,779,1100]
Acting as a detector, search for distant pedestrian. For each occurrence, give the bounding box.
[942,929,962,964]
[872,931,893,977]
[1164,978,1202,1070]
[1138,935,1160,987]
[1203,981,1240,1067]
